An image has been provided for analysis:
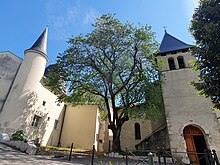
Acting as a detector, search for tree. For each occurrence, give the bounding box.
[47,14,162,151]
[190,0,220,109]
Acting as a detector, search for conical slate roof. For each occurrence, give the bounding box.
[25,27,48,58]
[159,30,193,54]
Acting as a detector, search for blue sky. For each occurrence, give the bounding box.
[0,0,198,64]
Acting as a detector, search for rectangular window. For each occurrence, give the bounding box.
[42,101,46,106]
[54,120,59,129]
[31,115,41,128]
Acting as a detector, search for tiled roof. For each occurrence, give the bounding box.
[159,31,193,53]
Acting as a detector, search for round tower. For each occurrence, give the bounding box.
[0,27,49,134]
[18,27,48,91]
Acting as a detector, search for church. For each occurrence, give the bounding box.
[0,27,220,164]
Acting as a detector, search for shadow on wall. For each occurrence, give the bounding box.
[17,89,48,144]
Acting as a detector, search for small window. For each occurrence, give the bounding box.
[31,115,41,128]
[42,101,46,106]
[54,120,59,129]
[168,57,176,70]
[155,58,158,64]
[177,56,185,69]
[134,123,141,140]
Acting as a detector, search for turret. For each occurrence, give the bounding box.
[20,27,48,90]
[0,27,49,134]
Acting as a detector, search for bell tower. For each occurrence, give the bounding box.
[157,31,220,163]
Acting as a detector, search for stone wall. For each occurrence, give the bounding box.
[159,50,220,160]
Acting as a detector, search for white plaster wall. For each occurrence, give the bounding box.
[29,81,64,146]
[60,105,98,150]
[0,50,108,149]
[0,51,47,133]
[0,50,65,147]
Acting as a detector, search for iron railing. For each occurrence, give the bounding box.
[124,147,219,165]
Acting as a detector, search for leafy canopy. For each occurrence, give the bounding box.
[190,0,220,109]
[47,14,161,120]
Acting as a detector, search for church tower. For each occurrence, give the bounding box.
[0,27,48,135]
[157,31,220,164]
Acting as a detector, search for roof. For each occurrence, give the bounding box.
[44,64,55,76]
[25,27,48,58]
[159,30,193,54]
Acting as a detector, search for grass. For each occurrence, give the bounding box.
[40,146,90,153]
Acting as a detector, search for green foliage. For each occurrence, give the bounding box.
[40,145,89,152]
[128,80,164,120]
[190,0,220,109]
[11,130,26,141]
[46,14,161,151]
[99,108,108,120]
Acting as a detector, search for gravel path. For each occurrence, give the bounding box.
[0,143,147,165]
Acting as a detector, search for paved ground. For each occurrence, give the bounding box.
[0,143,148,165]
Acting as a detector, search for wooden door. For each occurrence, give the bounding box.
[183,125,205,165]
[184,134,199,164]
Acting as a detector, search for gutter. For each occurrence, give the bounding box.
[57,104,67,147]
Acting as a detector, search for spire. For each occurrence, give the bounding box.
[159,31,193,54]
[25,26,48,58]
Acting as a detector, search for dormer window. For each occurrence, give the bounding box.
[177,56,185,69]
[168,57,176,70]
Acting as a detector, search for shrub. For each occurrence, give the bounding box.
[11,130,26,141]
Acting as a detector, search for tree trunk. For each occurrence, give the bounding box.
[111,126,122,152]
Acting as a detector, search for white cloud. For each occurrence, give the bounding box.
[183,0,199,21]
[83,8,100,25]
[45,0,100,40]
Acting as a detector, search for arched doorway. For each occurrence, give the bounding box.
[183,125,208,165]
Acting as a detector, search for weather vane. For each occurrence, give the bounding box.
[162,26,167,32]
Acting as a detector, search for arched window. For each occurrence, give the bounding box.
[134,123,141,140]
[168,57,176,70]
[177,56,185,69]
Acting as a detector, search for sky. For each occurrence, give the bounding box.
[0,0,199,65]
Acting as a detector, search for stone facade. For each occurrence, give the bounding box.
[157,40,220,162]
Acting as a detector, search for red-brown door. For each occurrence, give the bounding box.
[183,125,207,165]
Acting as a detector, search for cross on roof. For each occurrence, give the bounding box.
[162,26,167,32]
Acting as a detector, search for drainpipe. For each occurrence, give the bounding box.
[57,104,67,147]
